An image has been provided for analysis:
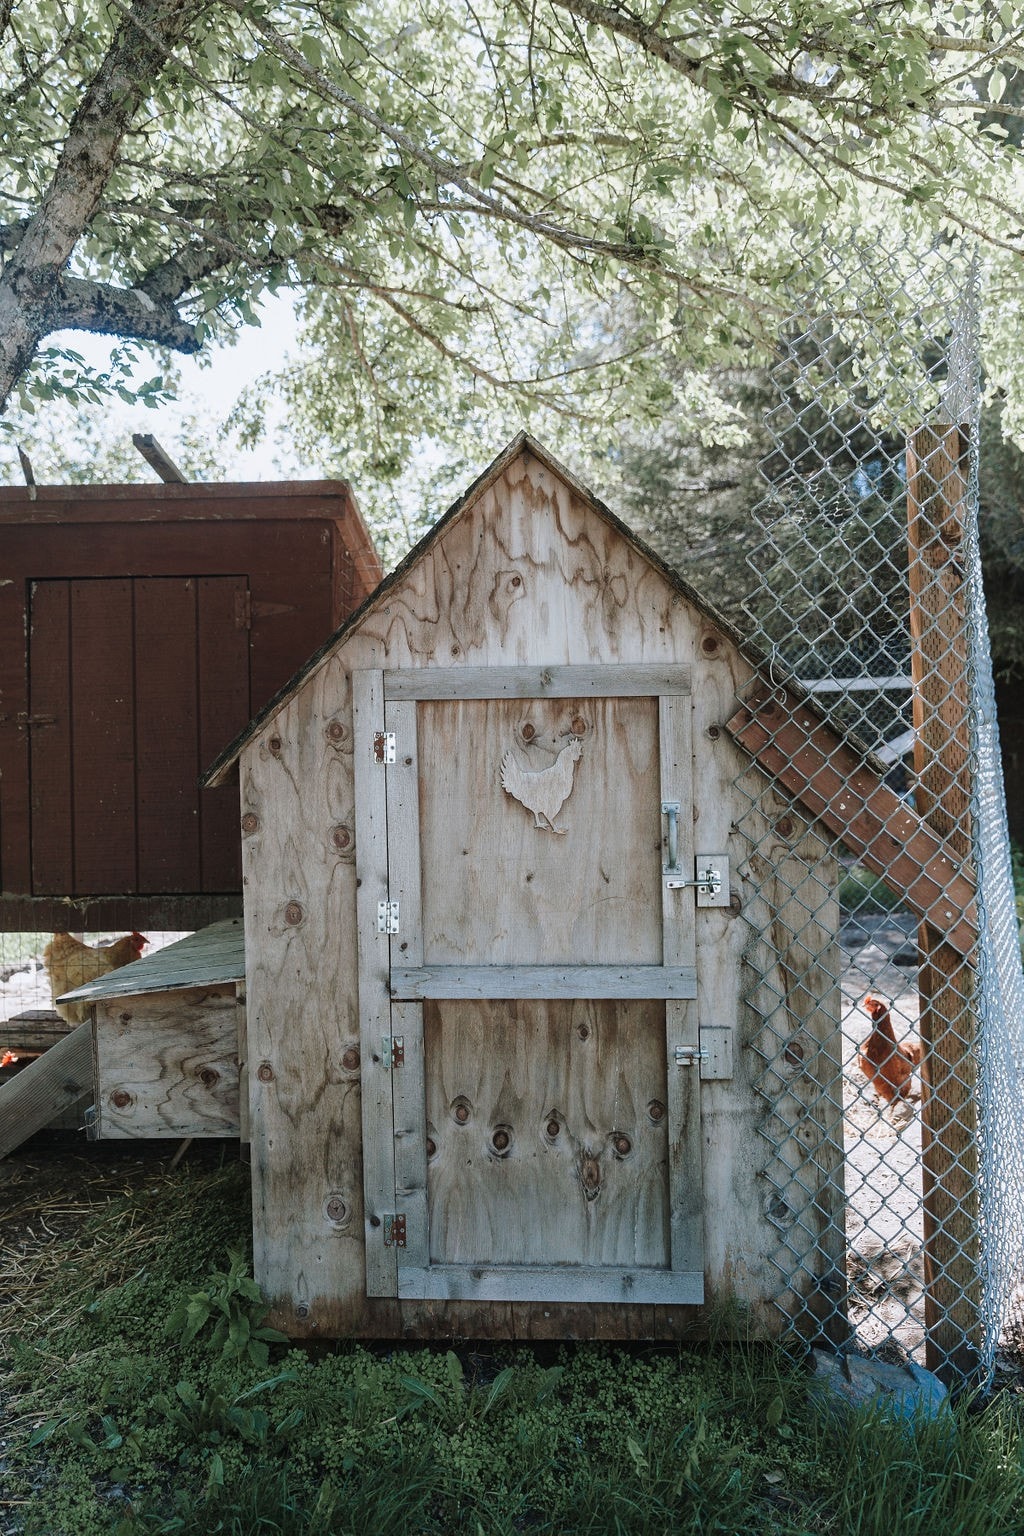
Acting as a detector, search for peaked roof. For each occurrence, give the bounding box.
[199,432,977,958]
[203,432,744,787]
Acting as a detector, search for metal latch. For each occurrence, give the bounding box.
[384,1213,407,1248]
[674,1045,710,1067]
[666,854,730,908]
[377,900,400,934]
[382,1034,405,1068]
[373,730,396,764]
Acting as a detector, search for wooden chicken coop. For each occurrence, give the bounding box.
[0,479,380,931]
[70,436,974,1344]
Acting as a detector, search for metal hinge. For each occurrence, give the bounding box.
[373,730,396,764]
[382,1034,405,1068]
[0,712,56,730]
[674,1045,710,1068]
[384,1213,407,1248]
[377,900,400,934]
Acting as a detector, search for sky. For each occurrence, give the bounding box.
[32,290,313,483]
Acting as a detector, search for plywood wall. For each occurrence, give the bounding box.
[238,447,843,1339]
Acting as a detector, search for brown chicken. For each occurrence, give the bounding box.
[43,931,148,1024]
[859,994,922,1105]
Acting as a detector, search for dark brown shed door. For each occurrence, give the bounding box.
[28,577,250,896]
[353,665,704,1306]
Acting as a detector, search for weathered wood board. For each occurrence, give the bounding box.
[93,985,241,1138]
[0,1022,92,1159]
[423,998,670,1268]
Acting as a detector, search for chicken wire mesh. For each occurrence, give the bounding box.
[736,233,1024,1383]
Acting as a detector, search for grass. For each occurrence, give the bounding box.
[838,862,904,916]
[3,1153,1024,1536]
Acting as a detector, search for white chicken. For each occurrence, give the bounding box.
[500,737,583,834]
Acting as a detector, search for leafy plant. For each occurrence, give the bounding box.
[151,1373,302,1449]
[165,1248,288,1366]
[839,861,903,915]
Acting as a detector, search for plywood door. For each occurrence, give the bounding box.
[354,666,704,1306]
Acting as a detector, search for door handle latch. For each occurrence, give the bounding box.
[661,800,681,874]
[665,854,731,907]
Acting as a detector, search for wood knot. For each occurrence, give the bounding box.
[331,824,352,852]
[198,1067,220,1087]
[325,719,347,744]
[581,1153,601,1200]
[546,1119,561,1138]
[426,1137,437,1159]
[521,721,536,741]
[284,901,303,925]
[612,1134,632,1157]
[257,1062,275,1083]
[570,715,587,735]
[776,816,794,839]
[576,1023,590,1041]
[452,1099,471,1124]
[341,1047,360,1072]
[701,634,720,656]
[648,1100,665,1123]
[491,1126,512,1155]
[110,1089,132,1110]
[268,734,282,755]
[705,724,721,741]
[324,1194,349,1225]
[241,812,259,836]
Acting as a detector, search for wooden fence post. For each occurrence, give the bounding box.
[906,424,982,1380]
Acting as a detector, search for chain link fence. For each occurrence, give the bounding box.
[735,234,1024,1382]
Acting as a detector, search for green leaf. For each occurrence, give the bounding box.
[27,1419,60,1448]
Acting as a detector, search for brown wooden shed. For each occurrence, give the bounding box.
[187,436,974,1343]
[0,480,380,932]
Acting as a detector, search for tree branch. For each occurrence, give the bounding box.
[50,273,202,350]
[0,0,208,410]
[225,0,656,267]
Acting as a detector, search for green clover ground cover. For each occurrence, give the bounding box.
[3,1155,1024,1536]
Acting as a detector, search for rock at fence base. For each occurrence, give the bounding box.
[807,1348,950,1428]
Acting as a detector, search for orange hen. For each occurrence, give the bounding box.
[859,994,921,1105]
[43,931,148,1024]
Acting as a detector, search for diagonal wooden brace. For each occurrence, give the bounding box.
[726,682,977,958]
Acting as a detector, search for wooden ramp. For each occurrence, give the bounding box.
[0,1022,92,1159]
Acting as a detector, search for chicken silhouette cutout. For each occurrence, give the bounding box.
[501,736,583,834]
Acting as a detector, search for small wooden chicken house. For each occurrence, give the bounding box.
[193,436,972,1343]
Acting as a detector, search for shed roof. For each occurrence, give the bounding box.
[57,919,245,1004]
